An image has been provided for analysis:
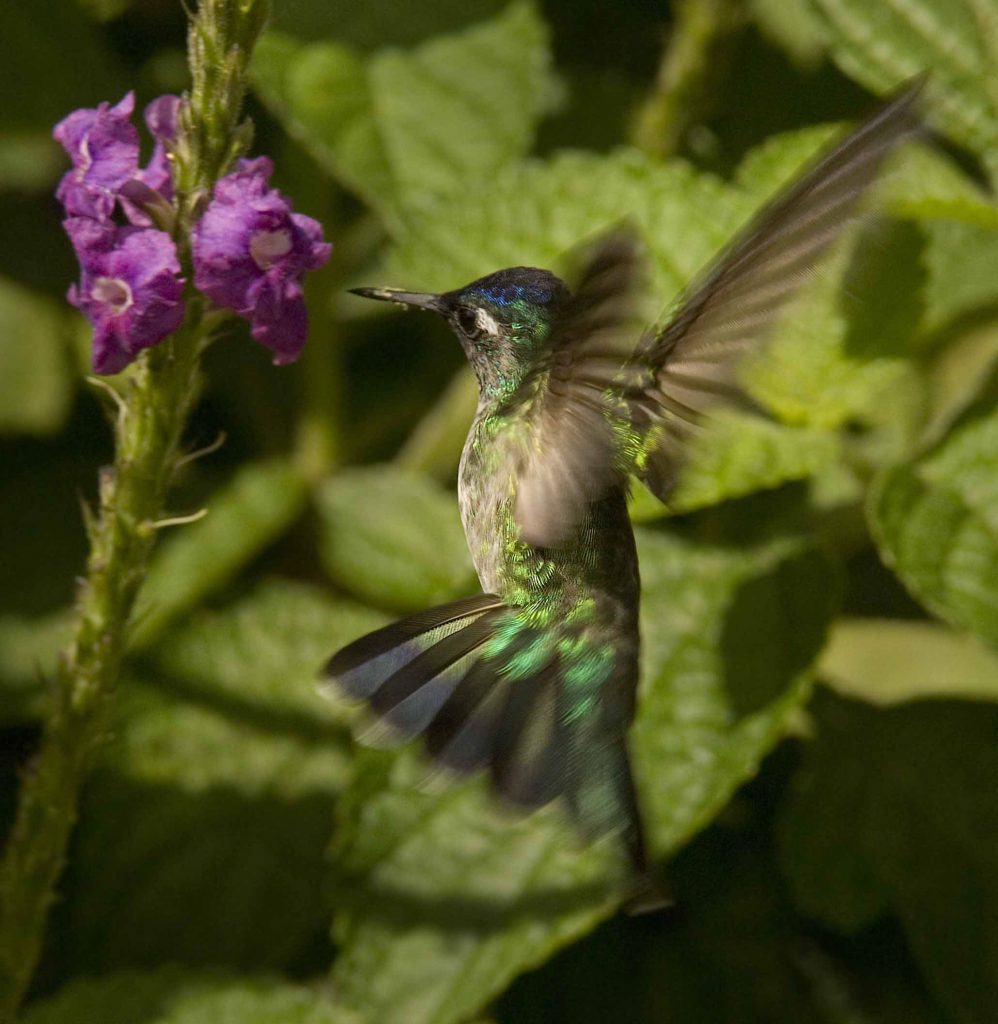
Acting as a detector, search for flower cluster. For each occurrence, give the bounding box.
[192,157,331,365]
[54,93,331,374]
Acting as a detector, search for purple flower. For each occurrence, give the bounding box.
[138,94,180,199]
[192,157,332,364]
[54,92,181,225]
[66,218,185,374]
[54,93,140,221]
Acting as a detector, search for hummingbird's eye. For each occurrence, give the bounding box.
[456,306,479,336]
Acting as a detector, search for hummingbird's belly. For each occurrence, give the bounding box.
[458,430,639,612]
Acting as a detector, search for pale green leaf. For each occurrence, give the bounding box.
[22,969,357,1024]
[316,466,476,612]
[0,278,73,436]
[666,412,842,514]
[811,0,998,176]
[821,617,998,704]
[369,0,553,211]
[869,403,998,644]
[0,133,63,192]
[739,126,998,230]
[740,264,919,432]
[884,144,998,228]
[921,220,998,337]
[252,2,555,227]
[325,527,835,1024]
[924,320,998,443]
[750,0,827,68]
[133,461,309,649]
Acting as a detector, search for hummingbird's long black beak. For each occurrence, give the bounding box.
[349,287,444,312]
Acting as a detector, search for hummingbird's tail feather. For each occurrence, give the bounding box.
[324,593,506,744]
[323,595,652,872]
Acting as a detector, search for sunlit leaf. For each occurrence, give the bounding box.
[869,402,998,644]
[811,0,998,179]
[22,968,357,1024]
[252,1,555,228]
[316,466,476,612]
[821,617,998,704]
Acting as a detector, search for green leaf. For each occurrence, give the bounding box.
[386,141,929,437]
[0,609,70,724]
[0,278,73,436]
[921,220,998,337]
[666,412,841,514]
[384,149,749,300]
[330,750,619,1024]
[749,0,826,68]
[0,133,64,192]
[252,35,397,222]
[133,461,309,649]
[149,577,385,729]
[22,969,357,1024]
[739,127,998,230]
[368,1,553,211]
[810,0,998,177]
[924,320,998,444]
[270,0,506,51]
[884,144,998,228]
[633,531,836,854]
[821,617,998,704]
[252,1,555,227]
[54,580,367,974]
[779,693,998,1022]
[869,403,998,644]
[316,466,476,612]
[325,527,835,1024]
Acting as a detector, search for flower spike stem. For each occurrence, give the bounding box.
[0,1,270,1017]
[0,331,201,1020]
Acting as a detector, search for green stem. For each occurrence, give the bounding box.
[631,0,747,160]
[0,331,201,1019]
[0,1,271,1016]
[295,307,343,480]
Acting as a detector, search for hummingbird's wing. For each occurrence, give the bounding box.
[511,81,923,548]
[510,230,650,547]
[634,79,923,500]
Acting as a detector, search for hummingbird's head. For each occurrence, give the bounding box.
[352,266,570,402]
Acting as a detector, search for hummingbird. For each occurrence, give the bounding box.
[324,84,921,894]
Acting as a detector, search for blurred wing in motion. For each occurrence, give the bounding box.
[510,80,923,547]
[510,229,649,547]
[634,79,923,499]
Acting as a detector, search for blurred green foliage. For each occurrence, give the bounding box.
[2,0,997,1022]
